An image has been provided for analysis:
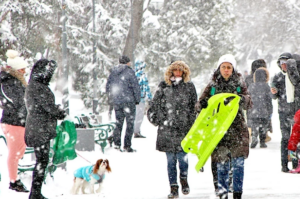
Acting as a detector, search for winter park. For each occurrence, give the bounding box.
[1,0,300,199]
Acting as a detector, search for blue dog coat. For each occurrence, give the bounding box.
[74,165,105,183]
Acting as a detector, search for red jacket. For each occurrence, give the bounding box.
[288,110,300,151]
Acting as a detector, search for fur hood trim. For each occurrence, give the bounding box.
[253,67,269,83]
[164,61,191,85]
[2,67,27,87]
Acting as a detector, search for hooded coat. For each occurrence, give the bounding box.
[25,59,65,147]
[106,64,140,105]
[0,67,27,127]
[147,61,197,153]
[245,59,267,88]
[271,54,294,118]
[247,68,273,119]
[197,69,252,162]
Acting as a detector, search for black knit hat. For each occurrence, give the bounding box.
[278,52,292,60]
[119,55,130,64]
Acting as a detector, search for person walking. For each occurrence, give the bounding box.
[105,55,140,152]
[270,52,298,172]
[133,60,152,138]
[247,68,273,148]
[244,59,272,143]
[195,54,252,199]
[147,61,197,198]
[25,59,66,199]
[0,50,29,192]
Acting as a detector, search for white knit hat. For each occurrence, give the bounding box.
[6,50,28,70]
[217,54,236,69]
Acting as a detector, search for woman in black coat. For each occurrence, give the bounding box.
[147,61,197,198]
[0,50,29,192]
[25,59,66,199]
[247,68,273,148]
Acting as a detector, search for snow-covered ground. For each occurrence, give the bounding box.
[1,90,300,199]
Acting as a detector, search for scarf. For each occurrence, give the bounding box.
[282,71,295,103]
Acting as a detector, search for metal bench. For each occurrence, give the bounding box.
[75,114,116,153]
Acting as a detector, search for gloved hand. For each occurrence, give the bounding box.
[195,99,208,113]
[136,102,139,105]
[56,105,67,120]
[200,99,208,109]
[58,109,67,120]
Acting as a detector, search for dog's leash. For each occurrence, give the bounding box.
[75,150,92,164]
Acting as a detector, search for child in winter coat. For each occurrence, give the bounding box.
[288,109,300,173]
[247,68,273,148]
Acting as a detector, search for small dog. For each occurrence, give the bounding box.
[71,159,111,194]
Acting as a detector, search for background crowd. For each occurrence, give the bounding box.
[2,50,300,199]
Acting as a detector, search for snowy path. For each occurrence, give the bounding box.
[1,108,300,199]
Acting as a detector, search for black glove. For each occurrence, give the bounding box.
[136,102,139,105]
[200,99,208,109]
[195,99,208,113]
[57,109,67,120]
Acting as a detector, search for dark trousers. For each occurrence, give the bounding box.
[252,118,268,144]
[30,142,50,196]
[279,114,298,168]
[113,102,136,148]
[166,152,188,185]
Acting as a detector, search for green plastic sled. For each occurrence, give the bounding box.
[181,93,240,172]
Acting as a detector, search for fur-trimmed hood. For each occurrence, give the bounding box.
[254,67,269,83]
[164,61,191,85]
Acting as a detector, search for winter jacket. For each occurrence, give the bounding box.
[74,165,105,183]
[106,64,140,105]
[286,54,300,115]
[271,70,293,119]
[288,109,300,151]
[147,61,197,153]
[197,71,252,162]
[135,61,152,103]
[25,59,66,147]
[247,68,273,119]
[0,68,27,127]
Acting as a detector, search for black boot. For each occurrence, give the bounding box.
[250,136,258,148]
[29,192,48,199]
[260,142,267,148]
[180,176,190,195]
[168,185,179,198]
[9,180,29,192]
[233,192,242,199]
[134,132,146,138]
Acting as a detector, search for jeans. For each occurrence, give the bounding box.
[166,152,188,185]
[113,102,136,148]
[217,157,244,195]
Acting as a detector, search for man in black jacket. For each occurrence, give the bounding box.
[106,55,140,152]
[271,52,298,172]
